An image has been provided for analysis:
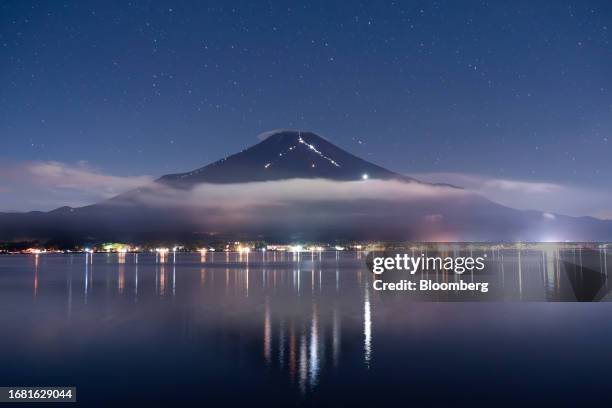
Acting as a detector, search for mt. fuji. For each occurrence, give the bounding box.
[157,130,418,186]
[1,130,611,243]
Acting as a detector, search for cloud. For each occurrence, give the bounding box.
[102,179,490,242]
[256,129,330,141]
[257,129,294,141]
[424,214,444,223]
[409,172,612,220]
[126,178,466,209]
[0,161,153,211]
[594,210,612,220]
[1,172,610,241]
[25,161,152,195]
[54,178,612,242]
[481,179,561,194]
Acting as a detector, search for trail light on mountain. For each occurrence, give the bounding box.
[362,173,369,180]
[152,130,413,185]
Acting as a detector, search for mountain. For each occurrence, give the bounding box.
[157,130,417,186]
[1,130,611,244]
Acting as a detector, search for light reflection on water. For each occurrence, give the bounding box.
[0,248,611,405]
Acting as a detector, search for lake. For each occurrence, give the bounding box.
[1,248,611,406]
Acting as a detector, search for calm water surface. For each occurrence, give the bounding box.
[1,250,611,406]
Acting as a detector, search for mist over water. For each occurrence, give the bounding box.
[1,249,612,406]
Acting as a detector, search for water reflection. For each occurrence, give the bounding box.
[33,254,39,297]
[363,285,372,369]
[158,264,165,296]
[4,247,612,397]
[264,297,271,364]
[135,261,139,299]
[118,263,125,294]
[332,307,340,367]
[308,303,319,388]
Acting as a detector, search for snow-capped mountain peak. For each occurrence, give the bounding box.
[158,130,413,185]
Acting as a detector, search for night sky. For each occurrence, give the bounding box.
[1,1,611,214]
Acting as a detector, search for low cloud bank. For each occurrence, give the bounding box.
[1,164,610,241]
[0,161,153,211]
[411,172,612,220]
[125,178,467,210]
[104,179,497,242]
[1,160,610,224]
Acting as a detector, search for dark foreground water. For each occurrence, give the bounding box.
[1,249,611,406]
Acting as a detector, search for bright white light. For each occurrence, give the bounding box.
[334,246,345,251]
[307,246,324,252]
[289,245,303,253]
[362,173,369,180]
[297,135,341,167]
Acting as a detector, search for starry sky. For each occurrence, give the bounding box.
[1,1,611,213]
